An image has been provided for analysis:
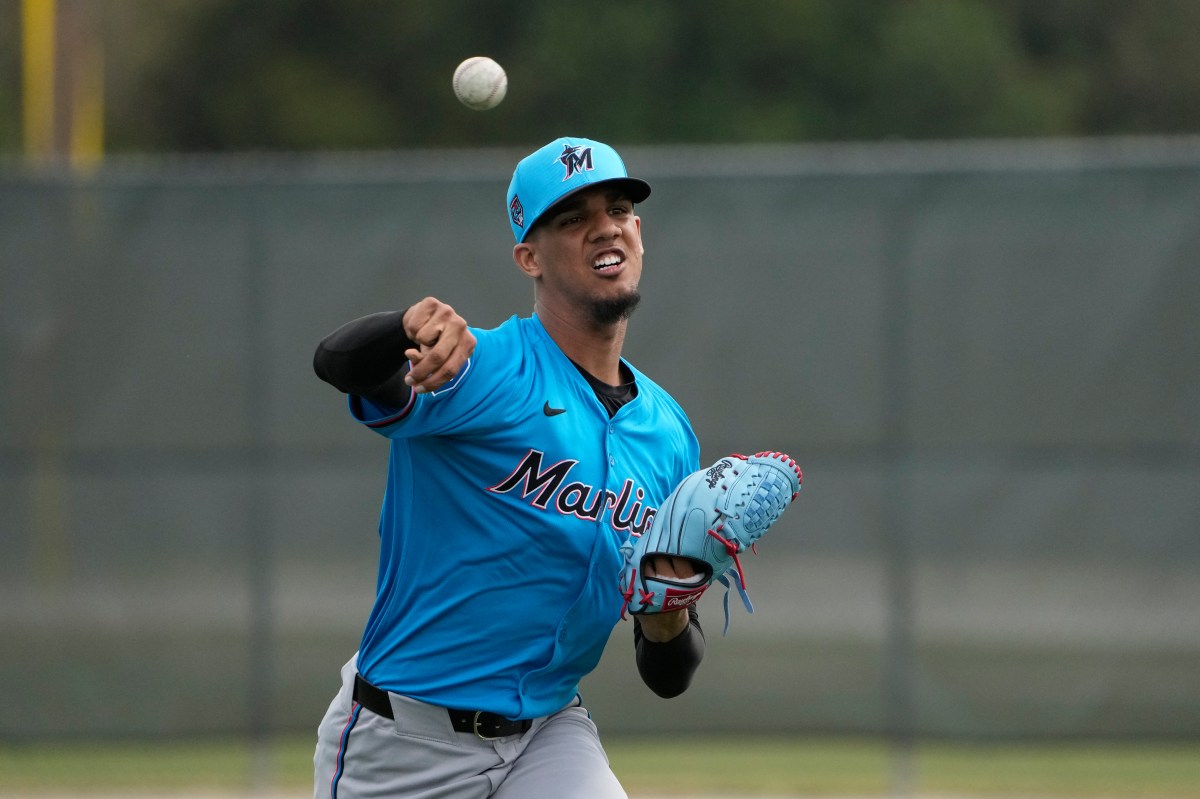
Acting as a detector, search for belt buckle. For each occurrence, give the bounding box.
[472,710,500,740]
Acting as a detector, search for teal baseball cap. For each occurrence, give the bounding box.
[506,137,651,242]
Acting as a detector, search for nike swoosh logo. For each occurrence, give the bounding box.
[543,401,566,416]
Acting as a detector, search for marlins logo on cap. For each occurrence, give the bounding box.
[557,143,593,180]
[506,137,651,243]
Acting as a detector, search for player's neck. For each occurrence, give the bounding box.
[535,302,628,385]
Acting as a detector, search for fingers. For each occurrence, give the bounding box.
[401,298,476,394]
[643,555,700,581]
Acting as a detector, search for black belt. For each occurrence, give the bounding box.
[353,674,532,739]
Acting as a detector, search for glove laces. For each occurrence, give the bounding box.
[618,566,658,620]
[707,522,754,635]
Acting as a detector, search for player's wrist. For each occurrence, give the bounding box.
[636,609,690,643]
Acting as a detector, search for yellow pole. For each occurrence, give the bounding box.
[70,22,104,169]
[22,0,57,160]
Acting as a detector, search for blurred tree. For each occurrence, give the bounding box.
[1089,0,1200,134]
[1006,0,1200,135]
[2,0,1199,155]
[862,0,1066,137]
[0,3,19,153]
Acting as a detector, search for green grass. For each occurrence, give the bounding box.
[0,736,1198,797]
[608,737,892,795]
[0,738,290,795]
[917,741,1200,797]
[608,737,1200,797]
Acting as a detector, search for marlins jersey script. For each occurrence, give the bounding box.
[347,313,700,720]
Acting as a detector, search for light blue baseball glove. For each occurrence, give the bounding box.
[619,451,802,633]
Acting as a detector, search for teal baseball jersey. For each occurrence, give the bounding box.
[347,314,700,719]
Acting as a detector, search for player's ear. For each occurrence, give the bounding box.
[513,242,541,278]
[634,216,644,256]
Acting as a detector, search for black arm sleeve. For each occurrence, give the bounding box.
[633,605,706,698]
[313,310,416,407]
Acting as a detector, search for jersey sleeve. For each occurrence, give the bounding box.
[348,320,525,439]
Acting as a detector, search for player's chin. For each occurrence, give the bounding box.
[587,289,641,326]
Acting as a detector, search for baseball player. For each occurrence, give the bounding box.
[311,137,708,798]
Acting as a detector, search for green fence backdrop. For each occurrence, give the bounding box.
[1,137,1198,742]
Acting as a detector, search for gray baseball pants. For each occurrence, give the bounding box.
[313,655,627,799]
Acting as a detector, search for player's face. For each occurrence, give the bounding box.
[519,187,644,326]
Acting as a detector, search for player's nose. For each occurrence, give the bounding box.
[587,213,621,241]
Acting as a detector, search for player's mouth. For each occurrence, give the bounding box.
[591,251,625,274]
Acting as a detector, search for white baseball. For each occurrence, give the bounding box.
[452,56,507,111]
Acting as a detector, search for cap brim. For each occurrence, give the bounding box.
[524,177,652,240]
[605,176,652,205]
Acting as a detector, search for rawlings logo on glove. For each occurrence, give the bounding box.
[619,451,802,633]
